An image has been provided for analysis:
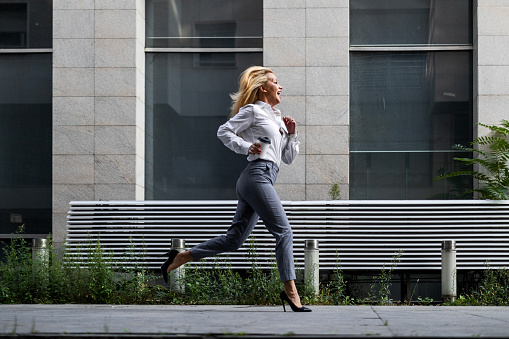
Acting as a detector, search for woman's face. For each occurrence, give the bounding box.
[260,73,283,107]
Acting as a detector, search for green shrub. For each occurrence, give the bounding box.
[0,231,155,304]
[362,250,402,305]
[315,254,355,305]
[436,120,509,200]
[452,267,509,306]
[329,183,341,200]
[162,236,283,305]
[2,231,435,306]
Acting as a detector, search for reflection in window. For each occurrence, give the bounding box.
[196,22,236,48]
[145,52,263,200]
[194,22,237,67]
[0,3,27,48]
[146,0,263,48]
[0,0,52,49]
[350,151,472,200]
[351,52,472,152]
[350,51,473,199]
[0,54,52,234]
[350,0,472,46]
[145,0,263,200]
[193,52,236,68]
[349,0,473,200]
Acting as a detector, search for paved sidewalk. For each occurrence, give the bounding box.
[1,304,509,338]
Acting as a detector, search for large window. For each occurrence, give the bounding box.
[145,0,263,200]
[349,0,473,199]
[350,0,471,46]
[0,0,52,48]
[0,0,52,235]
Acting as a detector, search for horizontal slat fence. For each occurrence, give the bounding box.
[66,200,509,271]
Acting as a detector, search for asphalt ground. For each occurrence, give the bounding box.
[1,304,509,338]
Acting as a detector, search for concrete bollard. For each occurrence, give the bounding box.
[170,238,185,293]
[441,240,457,302]
[304,239,319,295]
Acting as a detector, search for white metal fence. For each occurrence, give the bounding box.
[66,200,509,271]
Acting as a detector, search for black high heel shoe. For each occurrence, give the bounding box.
[160,249,179,284]
[280,290,312,312]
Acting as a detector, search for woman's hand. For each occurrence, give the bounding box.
[283,116,297,134]
[248,143,262,155]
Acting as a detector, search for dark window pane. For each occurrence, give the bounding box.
[350,51,472,199]
[146,0,263,48]
[350,151,472,200]
[350,0,472,46]
[0,3,27,47]
[145,52,263,199]
[0,54,52,234]
[0,0,52,48]
[350,52,472,152]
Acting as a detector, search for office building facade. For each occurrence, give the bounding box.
[0,0,507,246]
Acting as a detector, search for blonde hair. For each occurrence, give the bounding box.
[229,66,273,118]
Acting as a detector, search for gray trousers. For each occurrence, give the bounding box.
[189,160,296,282]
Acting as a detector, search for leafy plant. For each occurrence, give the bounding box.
[435,120,509,200]
[429,168,472,199]
[319,253,355,305]
[450,266,509,306]
[0,230,156,304]
[378,250,403,305]
[417,296,434,306]
[168,236,282,306]
[365,250,403,305]
[329,183,341,200]
[243,236,282,305]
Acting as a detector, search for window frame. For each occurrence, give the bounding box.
[144,0,263,200]
[349,0,474,200]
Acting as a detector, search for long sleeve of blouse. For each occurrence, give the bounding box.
[217,101,299,166]
[281,133,299,165]
[216,108,254,156]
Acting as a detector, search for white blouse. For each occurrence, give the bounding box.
[217,101,300,167]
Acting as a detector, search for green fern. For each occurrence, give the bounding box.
[435,120,509,200]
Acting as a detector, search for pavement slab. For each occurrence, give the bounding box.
[1,305,509,338]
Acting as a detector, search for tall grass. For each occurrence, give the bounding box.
[159,236,283,305]
[12,232,509,306]
[317,254,355,305]
[0,232,155,304]
[451,266,509,306]
[0,232,360,305]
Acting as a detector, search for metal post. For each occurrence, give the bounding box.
[441,240,457,302]
[32,238,49,264]
[33,238,50,282]
[170,238,185,293]
[304,239,319,295]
